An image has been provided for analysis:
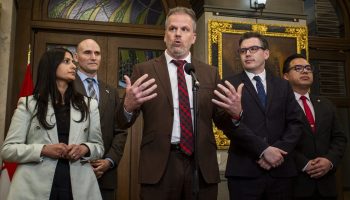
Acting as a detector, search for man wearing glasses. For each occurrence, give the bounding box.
[283,54,347,200]
[212,32,304,200]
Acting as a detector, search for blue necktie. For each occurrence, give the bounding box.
[253,76,266,107]
[86,78,97,100]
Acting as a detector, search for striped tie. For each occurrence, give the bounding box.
[86,78,97,100]
[172,60,194,156]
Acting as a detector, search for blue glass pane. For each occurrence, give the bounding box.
[48,0,165,25]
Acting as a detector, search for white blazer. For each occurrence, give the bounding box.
[1,96,104,200]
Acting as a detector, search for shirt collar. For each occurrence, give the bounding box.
[164,50,191,65]
[245,69,266,82]
[294,92,310,101]
[77,70,99,84]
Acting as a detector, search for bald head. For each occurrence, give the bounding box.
[75,39,101,77]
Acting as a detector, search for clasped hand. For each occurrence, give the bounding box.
[257,146,287,170]
[305,157,332,179]
[41,143,89,161]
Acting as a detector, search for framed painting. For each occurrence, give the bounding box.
[208,20,308,149]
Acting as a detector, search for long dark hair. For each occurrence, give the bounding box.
[33,48,89,129]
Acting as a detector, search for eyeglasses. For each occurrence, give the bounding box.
[237,46,265,55]
[289,65,313,73]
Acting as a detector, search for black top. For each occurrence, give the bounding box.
[50,103,73,200]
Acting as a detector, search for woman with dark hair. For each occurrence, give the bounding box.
[1,48,104,200]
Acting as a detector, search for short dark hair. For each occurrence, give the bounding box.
[165,7,197,32]
[282,53,307,73]
[239,32,269,49]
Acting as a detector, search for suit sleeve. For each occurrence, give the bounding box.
[214,76,269,158]
[116,64,142,129]
[323,99,348,168]
[1,97,44,163]
[105,87,127,167]
[272,83,303,153]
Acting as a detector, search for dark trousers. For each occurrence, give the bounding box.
[228,174,293,200]
[140,150,218,200]
[294,190,337,200]
[101,188,116,200]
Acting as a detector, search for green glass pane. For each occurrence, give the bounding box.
[118,48,162,88]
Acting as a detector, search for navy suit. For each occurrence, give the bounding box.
[217,71,304,199]
[293,95,347,199]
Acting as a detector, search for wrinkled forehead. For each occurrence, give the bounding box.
[165,13,195,30]
[77,40,101,52]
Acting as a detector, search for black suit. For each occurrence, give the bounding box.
[74,76,127,200]
[293,95,347,199]
[217,71,304,199]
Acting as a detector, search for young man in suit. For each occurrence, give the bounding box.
[116,7,237,200]
[212,32,304,200]
[283,53,347,200]
[73,39,127,200]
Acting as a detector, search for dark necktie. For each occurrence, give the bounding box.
[86,78,97,100]
[253,76,266,107]
[300,96,316,133]
[172,59,194,156]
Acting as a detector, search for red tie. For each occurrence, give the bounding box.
[172,60,194,155]
[300,96,316,133]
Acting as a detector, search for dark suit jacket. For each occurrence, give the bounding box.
[220,71,304,178]
[74,76,127,190]
[293,95,347,197]
[116,54,235,184]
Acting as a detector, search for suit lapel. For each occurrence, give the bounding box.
[310,95,321,134]
[98,81,109,118]
[265,72,274,112]
[241,72,265,113]
[74,76,88,96]
[69,102,83,144]
[153,54,173,107]
[46,102,59,144]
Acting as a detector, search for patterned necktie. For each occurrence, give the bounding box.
[172,59,194,156]
[86,78,97,100]
[300,96,316,133]
[253,76,266,107]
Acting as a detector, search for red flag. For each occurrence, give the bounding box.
[19,63,34,97]
[0,63,33,199]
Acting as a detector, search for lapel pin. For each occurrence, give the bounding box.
[105,89,110,94]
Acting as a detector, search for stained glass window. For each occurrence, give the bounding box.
[48,0,165,25]
[118,48,162,88]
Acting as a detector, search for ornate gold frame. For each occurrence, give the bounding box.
[209,20,308,149]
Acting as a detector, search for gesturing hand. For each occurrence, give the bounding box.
[212,81,244,119]
[123,74,158,113]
